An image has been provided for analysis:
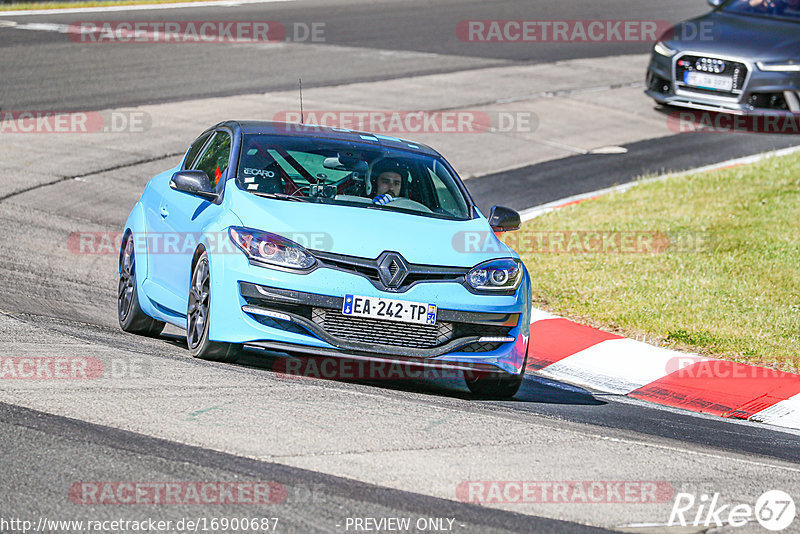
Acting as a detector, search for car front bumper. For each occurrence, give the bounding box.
[646,50,800,115]
[206,251,531,376]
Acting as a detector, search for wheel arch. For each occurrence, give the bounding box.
[118,228,133,274]
[190,244,208,280]
[120,201,148,277]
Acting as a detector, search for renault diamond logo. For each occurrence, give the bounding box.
[377,252,409,289]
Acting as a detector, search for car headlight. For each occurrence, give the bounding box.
[466,258,523,292]
[653,41,676,58]
[229,226,316,271]
[756,61,800,72]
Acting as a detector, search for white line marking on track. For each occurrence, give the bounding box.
[0,0,294,17]
[0,18,289,43]
[593,433,800,473]
[589,145,627,154]
[0,20,71,32]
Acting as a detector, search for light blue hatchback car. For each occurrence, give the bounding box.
[118,121,531,397]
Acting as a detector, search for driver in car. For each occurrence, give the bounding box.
[370,159,409,205]
[742,0,787,12]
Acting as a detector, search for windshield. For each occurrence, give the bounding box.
[722,0,800,20]
[236,134,472,220]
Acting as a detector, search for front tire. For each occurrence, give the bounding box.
[118,233,165,337]
[187,251,241,362]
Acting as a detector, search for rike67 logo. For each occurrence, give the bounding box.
[669,490,795,531]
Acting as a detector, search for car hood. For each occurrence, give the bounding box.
[665,12,800,61]
[230,188,516,268]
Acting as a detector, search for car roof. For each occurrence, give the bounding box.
[215,120,441,156]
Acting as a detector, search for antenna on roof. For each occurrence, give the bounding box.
[299,78,304,124]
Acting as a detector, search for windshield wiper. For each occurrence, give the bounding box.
[250,192,310,202]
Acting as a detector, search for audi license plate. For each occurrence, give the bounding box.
[342,294,437,325]
[683,71,733,92]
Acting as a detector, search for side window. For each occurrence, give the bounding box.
[428,167,458,212]
[183,132,211,170]
[426,162,469,218]
[192,132,232,188]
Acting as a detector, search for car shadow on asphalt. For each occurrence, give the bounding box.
[229,345,607,407]
[156,334,605,406]
[515,375,606,406]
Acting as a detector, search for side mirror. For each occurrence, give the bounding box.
[708,0,723,6]
[170,170,218,201]
[488,206,521,232]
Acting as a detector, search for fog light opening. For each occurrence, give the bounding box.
[784,91,800,113]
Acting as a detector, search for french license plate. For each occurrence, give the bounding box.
[342,294,437,325]
[684,71,733,92]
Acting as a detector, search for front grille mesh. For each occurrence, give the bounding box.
[312,308,454,348]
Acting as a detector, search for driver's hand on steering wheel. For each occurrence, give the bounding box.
[372,194,395,205]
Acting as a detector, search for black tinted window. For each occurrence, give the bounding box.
[238,134,471,220]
